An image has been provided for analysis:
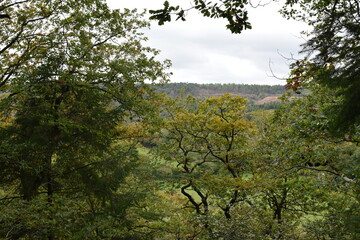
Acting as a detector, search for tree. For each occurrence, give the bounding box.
[0,0,170,238]
[156,93,258,237]
[257,83,360,239]
[282,0,360,133]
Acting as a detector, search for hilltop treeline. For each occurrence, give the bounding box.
[153,83,286,100]
[153,83,288,110]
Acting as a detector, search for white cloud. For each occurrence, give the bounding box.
[106,0,310,85]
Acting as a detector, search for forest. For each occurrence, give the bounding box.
[153,83,287,110]
[152,83,286,99]
[0,0,359,239]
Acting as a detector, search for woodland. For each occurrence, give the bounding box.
[153,83,287,110]
[0,0,359,239]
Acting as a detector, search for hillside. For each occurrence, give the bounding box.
[153,83,287,109]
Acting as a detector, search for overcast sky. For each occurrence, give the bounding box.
[106,0,309,85]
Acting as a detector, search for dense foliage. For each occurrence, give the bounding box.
[0,0,170,238]
[151,87,359,239]
[0,0,359,239]
[282,0,360,133]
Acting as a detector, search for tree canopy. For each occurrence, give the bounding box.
[282,0,360,133]
[0,0,359,239]
[0,0,170,238]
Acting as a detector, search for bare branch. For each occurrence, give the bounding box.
[267,59,287,81]
[181,181,202,214]
[0,24,25,55]
[292,165,356,183]
[0,0,30,12]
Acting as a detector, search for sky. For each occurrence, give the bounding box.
[106,0,309,85]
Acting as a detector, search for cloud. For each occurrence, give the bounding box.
[107,0,309,85]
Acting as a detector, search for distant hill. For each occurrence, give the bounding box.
[153,83,288,110]
[153,83,286,100]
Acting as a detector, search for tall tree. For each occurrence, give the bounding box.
[259,83,360,239]
[156,93,257,237]
[0,0,170,238]
[282,0,360,133]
